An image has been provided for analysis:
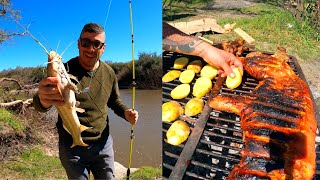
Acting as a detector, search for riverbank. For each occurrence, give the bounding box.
[114,162,138,180]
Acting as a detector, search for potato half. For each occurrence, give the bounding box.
[179,70,195,84]
[162,101,184,122]
[226,67,242,89]
[171,84,190,99]
[166,120,190,146]
[187,60,202,73]
[192,77,212,98]
[162,70,181,83]
[173,57,189,69]
[185,98,204,117]
[200,64,218,80]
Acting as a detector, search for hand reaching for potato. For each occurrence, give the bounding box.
[163,22,243,79]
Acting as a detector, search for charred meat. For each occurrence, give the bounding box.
[209,51,316,179]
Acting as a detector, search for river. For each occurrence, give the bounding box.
[108,89,162,168]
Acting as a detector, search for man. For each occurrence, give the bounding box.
[163,22,243,78]
[33,22,138,179]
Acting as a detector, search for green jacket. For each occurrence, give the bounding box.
[33,57,128,143]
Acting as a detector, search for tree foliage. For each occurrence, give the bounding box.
[0,52,162,89]
[0,0,22,44]
[113,52,162,89]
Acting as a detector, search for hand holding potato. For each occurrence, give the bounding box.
[226,67,242,89]
[201,47,243,79]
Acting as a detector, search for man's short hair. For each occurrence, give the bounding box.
[80,23,104,37]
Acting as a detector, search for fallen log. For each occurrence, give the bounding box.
[0,99,33,108]
[0,78,23,90]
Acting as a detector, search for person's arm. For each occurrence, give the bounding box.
[163,22,243,78]
[107,73,138,125]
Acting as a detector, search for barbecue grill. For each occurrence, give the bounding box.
[162,50,320,180]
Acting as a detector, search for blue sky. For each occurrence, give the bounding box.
[0,0,162,71]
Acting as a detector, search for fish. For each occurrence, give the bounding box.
[209,50,316,179]
[47,51,90,148]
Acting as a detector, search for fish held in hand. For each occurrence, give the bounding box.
[47,51,90,148]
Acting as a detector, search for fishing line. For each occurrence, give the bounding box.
[103,0,113,29]
[127,0,135,179]
[10,15,49,55]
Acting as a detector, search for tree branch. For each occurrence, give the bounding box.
[0,0,10,16]
[0,31,26,44]
[0,77,23,89]
[0,98,32,108]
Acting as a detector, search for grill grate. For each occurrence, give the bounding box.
[162,50,320,180]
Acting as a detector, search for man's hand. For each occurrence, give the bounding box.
[202,47,243,78]
[125,109,138,125]
[38,77,65,108]
[162,22,243,79]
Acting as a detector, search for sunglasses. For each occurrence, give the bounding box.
[79,38,105,49]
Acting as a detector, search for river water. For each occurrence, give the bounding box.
[108,89,162,168]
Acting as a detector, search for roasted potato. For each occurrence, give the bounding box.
[187,60,202,73]
[179,70,195,84]
[171,84,190,99]
[162,101,184,122]
[162,70,181,83]
[192,77,212,98]
[200,64,218,80]
[173,57,189,69]
[185,98,204,117]
[226,67,242,89]
[166,120,190,146]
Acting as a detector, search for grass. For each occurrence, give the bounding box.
[0,145,161,180]
[163,0,209,21]
[125,166,162,180]
[0,147,66,179]
[164,2,320,61]
[207,5,320,61]
[0,108,25,133]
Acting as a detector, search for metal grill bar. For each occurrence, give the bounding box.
[169,76,225,180]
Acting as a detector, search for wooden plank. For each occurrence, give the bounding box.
[198,36,214,45]
[168,18,225,35]
[234,28,255,45]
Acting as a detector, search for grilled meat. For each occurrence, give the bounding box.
[221,38,249,57]
[209,51,317,179]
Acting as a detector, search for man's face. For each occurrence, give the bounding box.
[78,31,106,70]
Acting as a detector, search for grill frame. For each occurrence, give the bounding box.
[162,50,320,180]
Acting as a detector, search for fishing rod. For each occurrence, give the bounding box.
[127,0,135,179]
